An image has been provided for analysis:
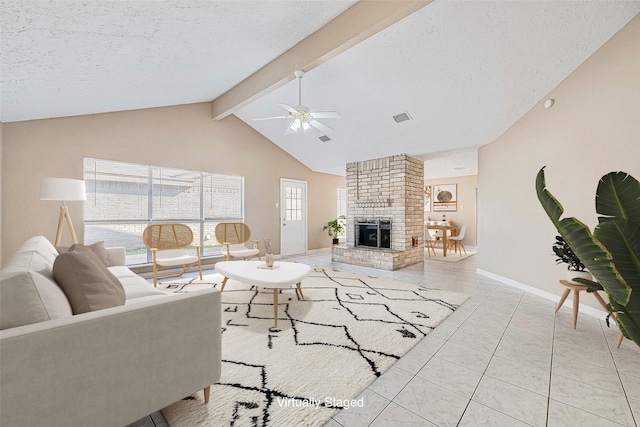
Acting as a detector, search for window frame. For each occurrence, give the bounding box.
[83,157,244,265]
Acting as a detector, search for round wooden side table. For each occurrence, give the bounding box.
[556,279,624,347]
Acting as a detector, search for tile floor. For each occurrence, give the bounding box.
[284,248,639,427]
[140,248,639,427]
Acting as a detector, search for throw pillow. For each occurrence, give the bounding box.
[53,245,125,314]
[67,241,111,267]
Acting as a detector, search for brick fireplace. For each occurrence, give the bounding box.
[331,154,424,270]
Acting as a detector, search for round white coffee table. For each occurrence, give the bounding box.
[215,261,311,326]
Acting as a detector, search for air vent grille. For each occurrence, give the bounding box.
[318,135,331,142]
[393,112,412,123]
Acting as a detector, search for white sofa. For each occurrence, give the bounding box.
[0,236,221,427]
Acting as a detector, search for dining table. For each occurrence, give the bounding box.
[425,222,458,257]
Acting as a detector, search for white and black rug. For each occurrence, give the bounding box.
[159,266,469,426]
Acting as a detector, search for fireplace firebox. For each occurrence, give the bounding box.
[355,219,391,249]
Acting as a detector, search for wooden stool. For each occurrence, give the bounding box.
[556,280,624,347]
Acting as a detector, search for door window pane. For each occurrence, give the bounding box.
[286,186,302,221]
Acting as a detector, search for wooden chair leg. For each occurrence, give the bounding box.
[617,332,624,348]
[152,251,158,288]
[203,386,210,403]
[572,290,580,329]
[196,247,203,280]
[556,288,571,313]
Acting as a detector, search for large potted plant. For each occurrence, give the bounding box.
[552,235,591,284]
[536,167,640,347]
[323,215,346,245]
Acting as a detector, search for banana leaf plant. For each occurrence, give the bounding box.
[536,167,640,347]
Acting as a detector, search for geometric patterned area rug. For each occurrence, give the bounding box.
[159,266,469,427]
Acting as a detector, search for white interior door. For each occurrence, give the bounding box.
[280,178,307,256]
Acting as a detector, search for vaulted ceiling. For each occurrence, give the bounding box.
[2,1,638,177]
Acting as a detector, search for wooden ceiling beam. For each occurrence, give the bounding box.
[211,0,432,120]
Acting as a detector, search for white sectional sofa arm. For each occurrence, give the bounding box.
[106,246,126,266]
[0,289,221,427]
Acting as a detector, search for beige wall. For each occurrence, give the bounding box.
[425,175,477,247]
[1,103,345,262]
[0,121,3,266]
[478,16,640,311]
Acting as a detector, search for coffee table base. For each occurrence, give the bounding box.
[221,278,305,326]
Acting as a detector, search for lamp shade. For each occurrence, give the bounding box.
[40,178,87,201]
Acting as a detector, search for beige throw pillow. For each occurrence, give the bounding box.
[53,245,125,314]
[64,241,110,267]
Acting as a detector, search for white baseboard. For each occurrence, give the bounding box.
[476,269,609,321]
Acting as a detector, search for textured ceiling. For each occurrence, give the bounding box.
[235,1,640,175]
[0,0,354,121]
[1,1,638,177]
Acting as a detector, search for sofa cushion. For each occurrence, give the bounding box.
[108,266,166,299]
[53,245,126,314]
[0,236,73,330]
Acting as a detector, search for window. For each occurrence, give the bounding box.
[83,158,244,265]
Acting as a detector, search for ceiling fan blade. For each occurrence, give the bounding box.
[311,111,341,119]
[284,121,298,135]
[309,119,334,134]
[278,103,298,114]
[253,116,288,121]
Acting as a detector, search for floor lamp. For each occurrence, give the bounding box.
[40,178,86,246]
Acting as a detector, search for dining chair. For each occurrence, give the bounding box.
[424,226,437,256]
[447,223,467,256]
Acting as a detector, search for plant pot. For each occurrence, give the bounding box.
[566,270,592,285]
[332,238,339,246]
[265,253,275,268]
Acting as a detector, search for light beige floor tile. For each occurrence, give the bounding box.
[547,399,625,427]
[324,419,343,427]
[413,334,447,355]
[550,374,635,426]
[393,345,433,375]
[484,355,549,396]
[367,365,414,401]
[620,372,640,400]
[552,354,624,395]
[494,336,552,371]
[394,376,469,427]
[472,376,547,427]
[458,401,532,427]
[448,327,501,354]
[429,323,457,340]
[553,339,616,371]
[370,402,437,427]
[416,356,482,398]
[629,398,640,423]
[434,341,492,373]
[612,348,640,376]
[332,389,389,427]
[458,318,507,339]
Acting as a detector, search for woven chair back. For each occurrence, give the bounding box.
[143,223,194,250]
[214,222,251,245]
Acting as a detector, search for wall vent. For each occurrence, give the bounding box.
[393,112,412,123]
[318,135,332,142]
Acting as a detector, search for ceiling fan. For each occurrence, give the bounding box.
[253,70,341,135]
